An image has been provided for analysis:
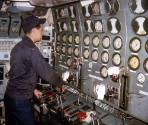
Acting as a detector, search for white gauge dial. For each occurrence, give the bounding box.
[100,66,108,78]
[144,58,148,73]
[83,49,89,59]
[83,35,90,46]
[68,35,73,43]
[137,73,145,84]
[74,35,80,44]
[101,51,109,63]
[74,47,79,57]
[67,47,72,55]
[67,58,71,66]
[92,36,100,47]
[62,35,67,42]
[102,36,110,49]
[129,38,141,52]
[112,53,121,66]
[113,36,122,50]
[92,50,99,61]
[62,46,66,54]
[128,55,140,70]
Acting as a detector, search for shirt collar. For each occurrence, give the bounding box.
[22,36,36,48]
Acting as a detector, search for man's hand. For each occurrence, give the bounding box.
[34,89,42,99]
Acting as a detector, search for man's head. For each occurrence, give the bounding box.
[22,15,46,42]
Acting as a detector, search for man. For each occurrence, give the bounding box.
[4,15,65,125]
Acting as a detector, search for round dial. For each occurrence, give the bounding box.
[67,46,73,55]
[92,36,100,47]
[102,36,110,49]
[101,51,109,63]
[62,46,66,54]
[56,45,61,53]
[62,34,67,42]
[83,35,90,46]
[74,35,80,44]
[128,55,140,70]
[112,53,121,66]
[145,40,148,53]
[113,36,123,50]
[143,58,148,73]
[83,49,89,59]
[57,34,60,42]
[74,47,79,57]
[129,37,141,52]
[91,50,99,61]
[68,35,73,43]
[137,73,145,84]
[67,58,71,66]
[100,66,108,78]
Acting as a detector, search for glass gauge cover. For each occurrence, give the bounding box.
[143,58,148,73]
[83,49,89,59]
[74,47,79,57]
[129,37,141,52]
[112,53,121,66]
[67,46,73,55]
[102,36,110,49]
[113,36,123,50]
[100,66,108,78]
[91,50,99,61]
[68,35,73,43]
[145,40,148,53]
[74,35,80,44]
[128,55,140,70]
[137,73,145,84]
[62,34,67,42]
[92,36,100,47]
[101,51,109,63]
[83,35,90,46]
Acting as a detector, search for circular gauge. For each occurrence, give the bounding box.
[102,36,110,49]
[83,48,89,59]
[129,0,148,14]
[128,55,140,71]
[137,73,145,84]
[91,50,99,61]
[143,58,148,73]
[67,46,73,55]
[132,16,148,36]
[74,47,79,57]
[62,34,67,42]
[68,35,73,43]
[84,20,94,32]
[145,40,148,53]
[129,37,141,52]
[57,34,60,42]
[56,45,61,53]
[67,58,72,67]
[74,35,80,44]
[112,53,121,66]
[100,66,108,78]
[113,36,123,50]
[83,35,90,46]
[92,36,100,47]
[62,46,66,54]
[101,51,109,64]
[68,6,76,18]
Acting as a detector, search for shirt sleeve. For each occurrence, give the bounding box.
[30,48,64,86]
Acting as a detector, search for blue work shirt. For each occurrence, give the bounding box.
[5,36,63,100]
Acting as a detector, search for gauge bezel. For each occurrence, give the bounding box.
[91,50,99,61]
[74,35,80,45]
[83,48,90,59]
[128,55,140,71]
[100,66,108,78]
[68,34,73,44]
[73,47,79,57]
[92,35,100,47]
[83,35,90,46]
[113,36,123,50]
[112,52,121,66]
[129,37,141,53]
[102,36,110,49]
[101,51,109,64]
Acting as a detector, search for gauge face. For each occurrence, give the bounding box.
[137,73,145,84]
[83,35,90,46]
[56,45,61,53]
[102,36,110,49]
[92,36,100,47]
[113,36,123,50]
[145,40,148,53]
[67,58,72,67]
[112,53,121,66]
[101,51,109,63]
[128,55,140,70]
[68,35,73,43]
[143,58,148,73]
[83,49,89,59]
[91,50,99,61]
[95,20,103,32]
[74,35,80,44]
[100,66,108,78]
[67,46,73,55]
[62,46,66,54]
[62,34,67,42]
[74,47,79,57]
[57,34,60,42]
[129,37,141,52]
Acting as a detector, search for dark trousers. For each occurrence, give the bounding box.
[4,95,36,125]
